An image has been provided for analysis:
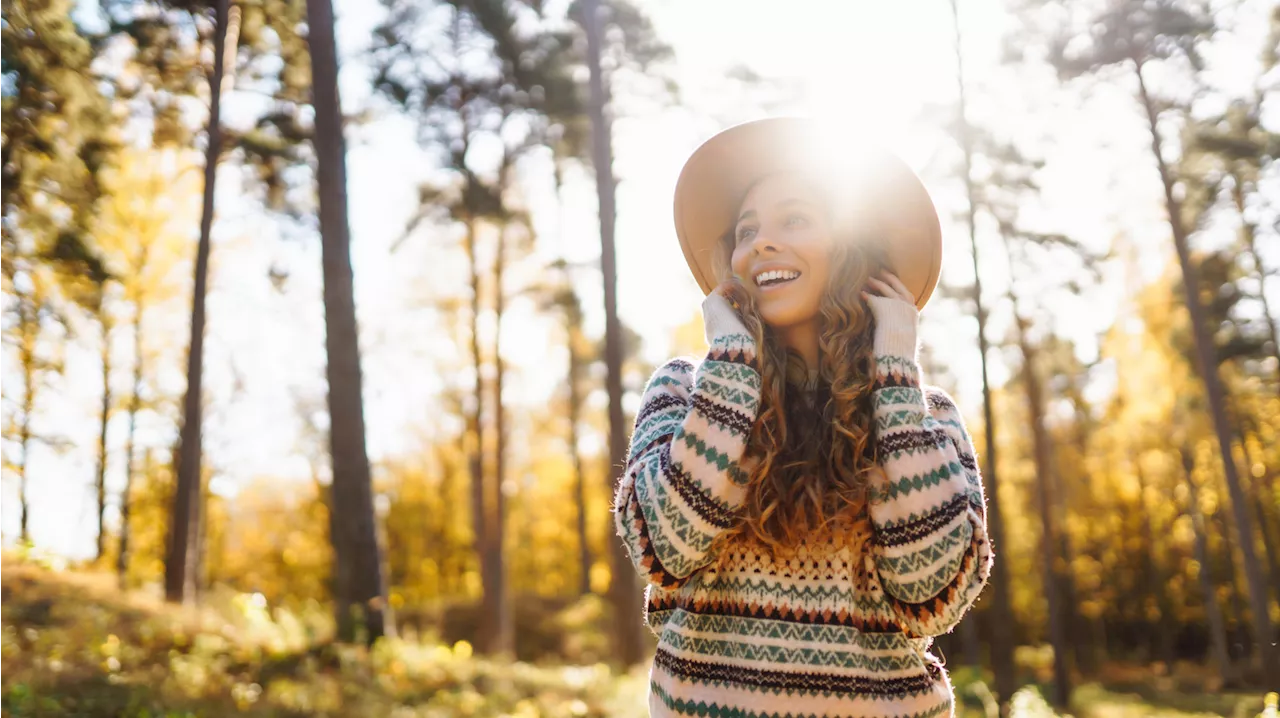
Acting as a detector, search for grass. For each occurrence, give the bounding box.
[1,555,649,717]
[2,554,1274,717]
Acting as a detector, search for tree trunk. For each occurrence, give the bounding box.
[1134,460,1176,667]
[166,0,228,604]
[1133,59,1278,682]
[553,163,593,598]
[18,298,37,545]
[569,331,591,596]
[1046,440,1082,674]
[95,310,113,561]
[1235,420,1280,603]
[949,0,1015,705]
[462,210,494,651]
[1009,303,1071,707]
[118,293,145,587]
[489,217,513,656]
[1180,445,1235,684]
[582,0,643,666]
[1216,500,1252,662]
[306,0,389,643]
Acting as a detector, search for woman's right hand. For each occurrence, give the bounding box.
[703,277,754,343]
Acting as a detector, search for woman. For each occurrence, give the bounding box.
[612,118,993,717]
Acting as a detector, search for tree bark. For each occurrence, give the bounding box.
[553,164,593,598]
[1009,298,1071,707]
[950,0,1015,705]
[118,291,145,586]
[461,208,495,651]
[1216,499,1252,662]
[1234,416,1280,603]
[1046,439,1083,674]
[166,0,227,604]
[1134,59,1278,682]
[1180,445,1235,684]
[569,331,591,596]
[95,310,113,561]
[582,0,643,666]
[1134,460,1176,667]
[18,296,37,545]
[306,0,389,643]
[489,215,513,656]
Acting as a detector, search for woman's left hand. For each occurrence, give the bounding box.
[861,269,915,306]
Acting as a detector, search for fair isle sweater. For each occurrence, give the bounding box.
[612,293,994,718]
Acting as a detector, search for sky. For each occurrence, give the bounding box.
[3,0,1277,558]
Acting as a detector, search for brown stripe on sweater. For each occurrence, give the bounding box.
[690,394,755,436]
[873,492,970,547]
[663,594,907,634]
[661,449,738,530]
[638,392,690,423]
[878,427,950,456]
[653,648,941,696]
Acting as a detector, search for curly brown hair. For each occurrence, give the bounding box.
[710,210,889,561]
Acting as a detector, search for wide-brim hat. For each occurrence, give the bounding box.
[673,117,943,310]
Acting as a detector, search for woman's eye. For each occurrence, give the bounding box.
[785,214,809,228]
[736,226,757,243]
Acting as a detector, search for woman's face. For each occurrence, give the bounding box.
[730,173,834,331]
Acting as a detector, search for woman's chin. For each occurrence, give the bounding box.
[759,306,817,332]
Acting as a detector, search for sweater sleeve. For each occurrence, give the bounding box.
[612,293,761,589]
[865,296,994,638]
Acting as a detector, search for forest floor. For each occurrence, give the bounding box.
[1,554,1272,717]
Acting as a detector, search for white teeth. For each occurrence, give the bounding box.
[754,270,800,286]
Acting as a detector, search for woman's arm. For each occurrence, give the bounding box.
[612,293,761,588]
[865,294,994,638]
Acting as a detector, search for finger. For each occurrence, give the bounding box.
[880,270,912,300]
[865,277,891,296]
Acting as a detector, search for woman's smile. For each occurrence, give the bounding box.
[752,265,803,292]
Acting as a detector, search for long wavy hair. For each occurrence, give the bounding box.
[711,183,889,561]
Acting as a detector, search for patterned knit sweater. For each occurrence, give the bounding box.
[612,293,993,718]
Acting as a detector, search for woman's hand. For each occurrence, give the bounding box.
[704,277,754,344]
[862,269,919,360]
[713,278,752,313]
[861,269,915,306]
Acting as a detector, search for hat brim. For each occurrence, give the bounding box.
[673,118,942,310]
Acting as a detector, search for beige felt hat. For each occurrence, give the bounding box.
[673,117,943,310]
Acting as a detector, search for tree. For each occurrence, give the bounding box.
[579,0,643,667]
[1050,0,1278,681]
[2,0,113,545]
[91,148,198,584]
[984,140,1099,706]
[305,0,389,643]
[546,265,594,596]
[947,0,1016,704]
[1185,79,1279,398]
[1179,440,1234,682]
[166,0,232,604]
[372,0,585,654]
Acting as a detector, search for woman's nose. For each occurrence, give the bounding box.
[749,232,779,255]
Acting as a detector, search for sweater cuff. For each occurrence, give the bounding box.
[868,296,919,360]
[702,292,750,344]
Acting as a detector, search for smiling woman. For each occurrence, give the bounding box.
[612,118,992,718]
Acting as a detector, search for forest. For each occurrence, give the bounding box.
[1,0,1279,715]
